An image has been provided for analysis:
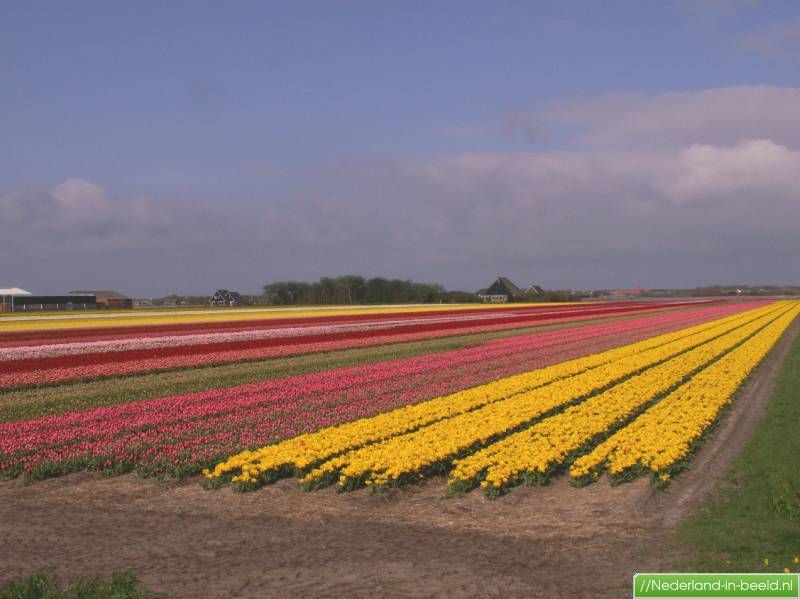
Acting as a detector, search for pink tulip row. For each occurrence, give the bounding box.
[0,317,656,389]
[0,302,757,479]
[1,301,697,347]
[0,302,720,388]
[0,311,528,361]
[0,302,722,389]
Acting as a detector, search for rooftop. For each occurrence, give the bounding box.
[69,290,129,299]
[0,288,31,296]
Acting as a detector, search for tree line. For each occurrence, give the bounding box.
[262,276,478,305]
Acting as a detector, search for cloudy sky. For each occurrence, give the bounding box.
[3,1,800,295]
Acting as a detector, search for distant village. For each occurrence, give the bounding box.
[1,278,798,313]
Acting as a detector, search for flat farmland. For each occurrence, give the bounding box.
[1,299,797,597]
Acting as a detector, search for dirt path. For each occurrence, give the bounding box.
[1,319,797,598]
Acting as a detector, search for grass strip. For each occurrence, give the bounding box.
[675,317,800,575]
[0,569,155,599]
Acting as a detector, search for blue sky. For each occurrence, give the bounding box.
[2,1,800,295]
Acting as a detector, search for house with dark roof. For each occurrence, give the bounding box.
[525,284,545,296]
[478,277,525,303]
[210,289,243,307]
[477,277,547,303]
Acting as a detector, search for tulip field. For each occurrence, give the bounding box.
[0,299,797,498]
[0,299,707,388]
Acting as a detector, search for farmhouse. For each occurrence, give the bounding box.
[210,289,244,307]
[70,290,133,309]
[478,277,544,303]
[525,284,545,295]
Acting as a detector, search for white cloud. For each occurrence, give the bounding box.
[51,179,110,219]
[0,179,226,253]
[547,86,800,149]
[666,139,800,202]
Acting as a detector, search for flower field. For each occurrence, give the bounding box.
[0,300,708,389]
[1,299,796,497]
[204,301,799,496]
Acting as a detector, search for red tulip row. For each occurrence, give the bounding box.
[0,301,685,346]
[1,303,702,362]
[0,300,715,389]
[0,302,757,480]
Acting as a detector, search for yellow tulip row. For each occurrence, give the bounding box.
[204,302,779,489]
[298,304,784,491]
[448,303,796,495]
[569,303,800,484]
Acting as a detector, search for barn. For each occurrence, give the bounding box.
[1,288,97,312]
[70,290,133,309]
[0,288,31,312]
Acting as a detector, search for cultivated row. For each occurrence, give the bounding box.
[206,303,782,490]
[0,300,715,389]
[0,303,744,480]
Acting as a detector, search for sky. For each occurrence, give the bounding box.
[2,0,800,296]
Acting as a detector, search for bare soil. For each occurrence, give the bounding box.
[1,319,797,599]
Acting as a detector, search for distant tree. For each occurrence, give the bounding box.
[443,290,480,303]
[335,275,366,304]
[387,279,411,303]
[262,281,312,305]
[261,275,474,305]
[365,277,389,304]
[538,290,571,302]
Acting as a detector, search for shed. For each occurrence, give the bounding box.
[0,288,31,312]
[70,290,133,309]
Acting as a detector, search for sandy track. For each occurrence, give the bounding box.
[1,318,796,598]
